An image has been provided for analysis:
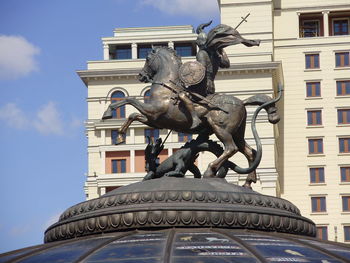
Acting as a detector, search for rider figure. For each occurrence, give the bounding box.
[178,21,230,129]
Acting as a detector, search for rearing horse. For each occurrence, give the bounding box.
[102,47,280,182]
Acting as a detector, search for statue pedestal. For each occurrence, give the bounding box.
[45,177,315,243]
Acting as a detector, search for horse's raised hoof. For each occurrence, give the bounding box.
[102,109,113,120]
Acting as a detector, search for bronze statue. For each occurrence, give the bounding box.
[102,27,280,186]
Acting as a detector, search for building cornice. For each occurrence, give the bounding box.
[77,61,282,86]
[274,4,350,12]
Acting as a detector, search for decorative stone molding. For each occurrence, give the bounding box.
[45,177,315,243]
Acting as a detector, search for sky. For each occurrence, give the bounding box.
[0,0,220,253]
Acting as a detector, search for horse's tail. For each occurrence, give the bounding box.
[226,85,283,175]
[243,94,280,124]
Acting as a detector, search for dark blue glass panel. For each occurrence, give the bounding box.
[0,246,43,263]
[17,238,110,263]
[115,46,131,59]
[334,20,349,35]
[301,238,350,259]
[315,83,321,96]
[320,227,328,240]
[138,47,152,59]
[342,196,350,211]
[345,226,350,241]
[339,139,345,152]
[306,55,311,68]
[112,160,118,173]
[172,232,258,263]
[111,91,125,118]
[309,140,314,153]
[314,54,319,68]
[341,167,350,182]
[320,197,326,211]
[175,45,194,57]
[318,139,323,153]
[121,159,126,173]
[84,232,167,263]
[238,234,340,262]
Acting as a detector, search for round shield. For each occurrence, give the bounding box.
[179,61,205,87]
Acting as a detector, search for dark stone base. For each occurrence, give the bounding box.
[44,177,316,243]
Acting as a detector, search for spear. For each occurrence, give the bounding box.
[235,13,250,30]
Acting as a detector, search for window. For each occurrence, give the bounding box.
[175,43,196,57]
[332,19,349,36]
[178,132,193,142]
[342,196,350,211]
[337,80,350,96]
[305,54,320,69]
[345,226,350,242]
[301,20,321,37]
[306,82,321,97]
[111,159,126,173]
[111,130,125,145]
[138,44,152,59]
[299,13,323,38]
[144,89,151,103]
[111,91,125,118]
[311,196,326,212]
[144,129,159,143]
[338,109,350,124]
[341,167,350,182]
[310,167,325,183]
[308,138,323,154]
[339,138,350,153]
[114,45,131,60]
[316,226,328,240]
[335,52,350,67]
[307,110,322,125]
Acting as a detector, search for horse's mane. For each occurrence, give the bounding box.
[154,46,182,67]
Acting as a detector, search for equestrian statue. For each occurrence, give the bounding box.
[102,20,282,187]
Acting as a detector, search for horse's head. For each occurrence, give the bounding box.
[138,46,182,83]
[138,48,160,83]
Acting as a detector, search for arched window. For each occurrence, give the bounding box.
[144,89,151,103]
[111,91,125,118]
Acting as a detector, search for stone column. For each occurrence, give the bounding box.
[101,129,106,145]
[323,11,330,37]
[100,187,106,196]
[103,43,109,60]
[132,43,138,59]
[130,150,135,173]
[168,41,174,49]
[296,12,301,38]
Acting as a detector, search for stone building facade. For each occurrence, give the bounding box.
[78,0,350,243]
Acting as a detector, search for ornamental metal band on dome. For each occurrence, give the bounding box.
[1,18,350,263]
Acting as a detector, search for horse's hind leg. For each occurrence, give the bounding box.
[234,122,257,188]
[203,123,238,178]
[237,139,257,188]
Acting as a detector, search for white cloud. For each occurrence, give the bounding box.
[140,0,219,19]
[0,35,40,80]
[33,102,64,135]
[0,101,82,136]
[0,103,29,129]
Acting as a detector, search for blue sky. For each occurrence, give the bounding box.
[0,0,220,253]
